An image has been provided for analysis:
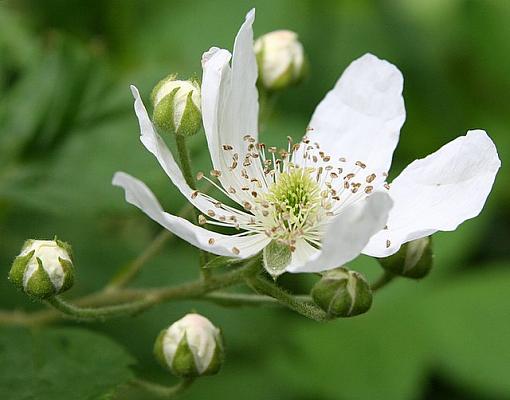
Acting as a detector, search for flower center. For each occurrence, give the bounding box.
[267,168,320,223]
[262,167,324,245]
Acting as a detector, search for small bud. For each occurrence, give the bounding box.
[151,75,202,136]
[378,237,433,279]
[154,313,224,378]
[254,30,307,91]
[311,267,372,318]
[9,239,74,299]
[263,240,291,279]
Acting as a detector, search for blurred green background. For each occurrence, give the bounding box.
[1,0,509,399]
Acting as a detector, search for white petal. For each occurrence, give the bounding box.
[112,172,269,258]
[363,130,500,257]
[130,85,252,223]
[230,9,259,144]
[287,192,393,273]
[301,53,405,173]
[201,10,264,201]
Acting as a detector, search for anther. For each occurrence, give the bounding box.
[366,173,376,183]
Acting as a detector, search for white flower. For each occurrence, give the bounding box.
[113,9,500,274]
[254,30,305,90]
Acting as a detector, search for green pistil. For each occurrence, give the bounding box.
[266,168,320,230]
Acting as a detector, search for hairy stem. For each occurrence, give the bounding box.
[246,275,330,322]
[0,291,307,327]
[43,259,261,322]
[174,133,211,276]
[132,377,194,399]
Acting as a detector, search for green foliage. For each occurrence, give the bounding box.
[0,327,135,400]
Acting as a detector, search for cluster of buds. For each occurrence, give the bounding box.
[254,30,307,91]
[9,239,74,299]
[311,267,372,318]
[154,313,224,378]
[151,75,202,137]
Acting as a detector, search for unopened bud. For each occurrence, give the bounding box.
[311,267,372,318]
[151,76,202,136]
[254,30,307,91]
[378,237,433,279]
[154,313,224,378]
[9,239,74,299]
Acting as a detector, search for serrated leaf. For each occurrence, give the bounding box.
[0,327,135,400]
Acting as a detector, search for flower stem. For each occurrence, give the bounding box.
[246,275,330,322]
[45,296,154,321]
[258,90,279,132]
[44,259,261,322]
[132,377,194,399]
[370,271,396,291]
[174,133,211,277]
[205,291,312,307]
[174,134,196,189]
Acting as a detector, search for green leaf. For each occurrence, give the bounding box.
[0,327,135,400]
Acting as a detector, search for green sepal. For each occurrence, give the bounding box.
[263,240,292,279]
[153,87,179,134]
[176,91,202,137]
[202,256,243,270]
[25,258,56,299]
[150,74,177,106]
[8,250,34,289]
[378,237,433,279]
[350,271,373,316]
[56,239,74,261]
[153,329,169,369]
[171,333,199,378]
[203,334,224,376]
[58,257,74,293]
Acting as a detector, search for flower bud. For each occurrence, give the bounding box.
[311,267,372,318]
[151,76,202,136]
[154,313,224,378]
[254,30,307,91]
[378,237,433,279]
[9,239,74,299]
